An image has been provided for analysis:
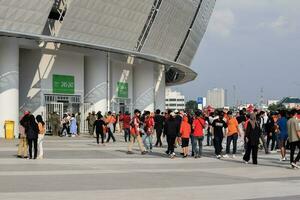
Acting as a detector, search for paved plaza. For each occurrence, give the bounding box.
[0,135,300,200]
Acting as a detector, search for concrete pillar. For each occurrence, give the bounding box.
[0,37,19,138]
[84,52,108,113]
[154,64,166,111]
[133,61,155,112]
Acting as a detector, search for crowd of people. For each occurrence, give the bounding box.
[16,107,300,169]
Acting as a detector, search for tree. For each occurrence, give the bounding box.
[268,103,285,112]
[185,100,198,112]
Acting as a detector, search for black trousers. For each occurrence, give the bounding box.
[207,130,212,146]
[27,138,38,159]
[290,141,300,164]
[155,129,163,146]
[167,136,176,154]
[243,143,258,164]
[96,132,104,144]
[214,136,223,155]
[106,128,116,142]
[124,128,130,142]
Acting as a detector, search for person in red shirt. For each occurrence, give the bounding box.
[143,112,155,152]
[127,109,147,154]
[180,116,191,158]
[192,110,206,158]
[122,111,131,142]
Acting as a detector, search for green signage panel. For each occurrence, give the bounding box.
[53,74,75,94]
[117,82,128,98]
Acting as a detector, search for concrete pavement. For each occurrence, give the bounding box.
[0,134,299,200]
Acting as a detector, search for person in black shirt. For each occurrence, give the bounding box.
[243,113,262,164]
[94,113,106,145]
[154,109,164,147]
[212,112,227,159]
[164,112,180,158]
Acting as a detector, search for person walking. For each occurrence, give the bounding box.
[154,109,164,147]
[69,114,77,137]
[164,112,180,158]
[287,109,300,169]
[61,114,69,137]
[89,111,96,136]
[106,111,116,143]
[51,112,60,136]
[94,113,106,145]
[123,111,131,142]
[26,115,39,159]
[243,113,261,165]
[76,112,81,135]
[224,111,239,158]
[17,111,30,158]
[180,116,191,158]
[212,112,227,159]
[36,115,45,159]
[277,110,288,161]
[192,110,206,158]
[127,109,147,154]
[143,112,155,152]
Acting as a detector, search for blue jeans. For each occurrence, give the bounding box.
[193,136,204,157]
[143,134,153,151]
[226,133,238,154]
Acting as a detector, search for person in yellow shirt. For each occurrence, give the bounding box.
[36,115,46,159]
[223,111,240,158]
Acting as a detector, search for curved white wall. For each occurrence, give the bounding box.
[0,38,19,138]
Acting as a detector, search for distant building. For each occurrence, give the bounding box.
[267,100,279,106]
[278,97,300,109]
[207,88,226,108]
[165,88,185,111]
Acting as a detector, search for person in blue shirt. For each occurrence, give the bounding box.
[277,110,288,161]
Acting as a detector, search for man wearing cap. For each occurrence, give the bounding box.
[127,109,147,154]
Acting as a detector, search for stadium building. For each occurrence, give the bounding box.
[0,0,215,137]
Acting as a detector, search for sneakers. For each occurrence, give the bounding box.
[170,152,176,159]
[127,151,134,154]
[232,154,236,159]
[280,157,287,161]
[243,160,249,164]
[222,154,229,158]
[141,151,147,155]
[216,155,221,159]
[291,162,300,169]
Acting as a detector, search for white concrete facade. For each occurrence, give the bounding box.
[165,88,185,111]
[0,38,19,138]
[0,38,169,137]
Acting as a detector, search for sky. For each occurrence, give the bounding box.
[176,0,300,105]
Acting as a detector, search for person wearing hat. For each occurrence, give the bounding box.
[127,109,147,154]
[164,112,180,158]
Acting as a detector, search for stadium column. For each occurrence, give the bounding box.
[84,52,108,113]
[0,37,19,138]
[154,64,166,111]
[133,61,155,112]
